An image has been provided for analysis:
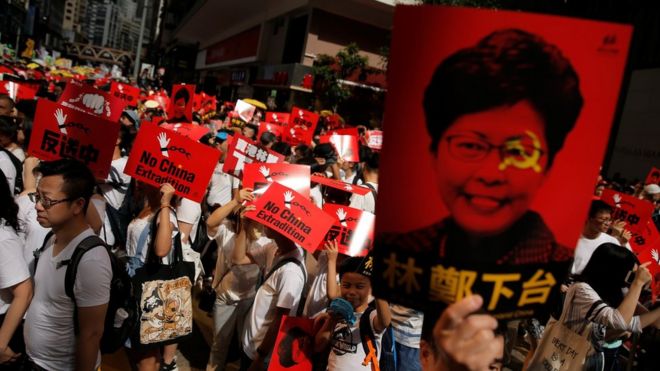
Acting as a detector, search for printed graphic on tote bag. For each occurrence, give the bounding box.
[139,277,193,344]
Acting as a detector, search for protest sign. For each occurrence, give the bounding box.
[223,133,284,179]
[161,123,210,142]
[282,107,319,146]
[322,203,375,257]
[235,99,256,123]
[311,175,371,196]
[28,99,119,179]
[265,112,290,126]
[635,238,660,302]
[0,80,38,101]
[327,127,359,137]
[320,134,360,162]
[372,5,632,321]
[645,167,660,185]
[167,84,195,122]
[124,121,221,202]
[629,221,660,254]
[258,121,284,140]
[268,316,314,371]
[58,82,127,122]
[110,82,140,106]
[243,163,311,199]
[366,130,383,151]
[600,189,654,235]
[245,182,334,251]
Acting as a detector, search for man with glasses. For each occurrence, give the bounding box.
[570,200,631,276]
[23,159,111,371]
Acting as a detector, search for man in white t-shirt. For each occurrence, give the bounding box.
[24,159,112,370]
[234,219,306,369]
[349,153,378,214]
[0,152,16,194]
[571,200,631,275]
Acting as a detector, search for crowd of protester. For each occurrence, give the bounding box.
[0,58,659,371]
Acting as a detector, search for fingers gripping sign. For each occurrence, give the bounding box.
[433,295,503,371]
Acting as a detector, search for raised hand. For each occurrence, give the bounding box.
[259,165,272,181]
[157,133,170,157]
[55,108,68,134]
[336,208,348,227]
[284,191,294,208]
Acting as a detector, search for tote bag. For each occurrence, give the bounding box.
[131,208,195,347]
[527,287,594,371]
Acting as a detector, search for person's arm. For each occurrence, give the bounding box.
[314,312,339,354]
[85,195,104,235]
[639,307,660,328]
[617,263,651,323]
[75,304,108,371]
[372,298,392,333]
[250,307,289,370]
[231,215,251,265]
[20,156,39,194]
[325,240,340,301]
[0,278,32,364]
[178,221,194,245]
[154,183,175,257]
[329,163,341,180]
[206,199,239,237]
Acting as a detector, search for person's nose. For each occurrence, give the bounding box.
[473,149,507,186]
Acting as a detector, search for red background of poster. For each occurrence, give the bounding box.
[124,121,221,202]
[376,5,632,251]
[167,84,195,122]
[265,112,290,126]
[223,134,285,179]
[600,189,655,235]
[27,99,119,179]
[366,130,383,151]
[110,82,140,106]
[258,121,284,140]
[58,83,127,122]
[283,107,319,146]
[322,203,375,257]
[267,316,314,371]
[243,163,311,199]
[161,123,210,142]
[245,182,334,251]
[311,175,371,196]
[0,81,38,101]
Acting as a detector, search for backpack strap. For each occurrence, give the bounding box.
[0,147,23,194]
[363,183,378,199]
[263,256,307,317]
[62,235,108,335]
[360,305,380,371]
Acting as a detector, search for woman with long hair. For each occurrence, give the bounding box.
[0,169,33,368]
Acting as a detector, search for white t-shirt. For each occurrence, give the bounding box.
[310,185,323,209]
[10,146,25,162]
[207,163,238,207]
[390,305,424,348]
[303,252,338,318]
[213,226,271,303]
[0,222,30,314]
[327,309,384,371]
[99,157,131,210]
[0,151,16,194]
[15,194,50,275]
[177,198,201,243]
[349,182,377,214]
[242,246,306,360]
[126,210,178,263]
[24,228,112,370]
[571,232,630,275]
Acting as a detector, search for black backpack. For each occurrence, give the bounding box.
[102,176,136,250]
[35,232,137,354]
[0,148,23,194]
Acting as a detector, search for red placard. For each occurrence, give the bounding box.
[27,99,119,179]
[320,134,360,162]
[160,123,210,142]
[258,121,284,140]
[635,238,660,302]
[366,130,383,151]
[110,82,140,106]
[372,5,632,321]
[265,112,290,126]
[245,182,334,251]
[267,316,314,371]
[645,167,660,186]
[167,84,195,122]
[243,163,311,199]
[283,107,319,146]
[325,113,344,130]
[327,128,359,137]
[234,99,256,123]
[222,134,285,179]
[629,221,660,254]
[311,175,371,196]
[600,189,654,235]
[0,81,38,101]
[124,121,221,202]
[58,82,127,122]
[322,203,375,257]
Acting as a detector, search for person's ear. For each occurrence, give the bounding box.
[419,339,437,370]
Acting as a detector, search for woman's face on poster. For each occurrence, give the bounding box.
[433,100,549,236]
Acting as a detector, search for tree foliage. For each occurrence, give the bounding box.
[312,43,368,111]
